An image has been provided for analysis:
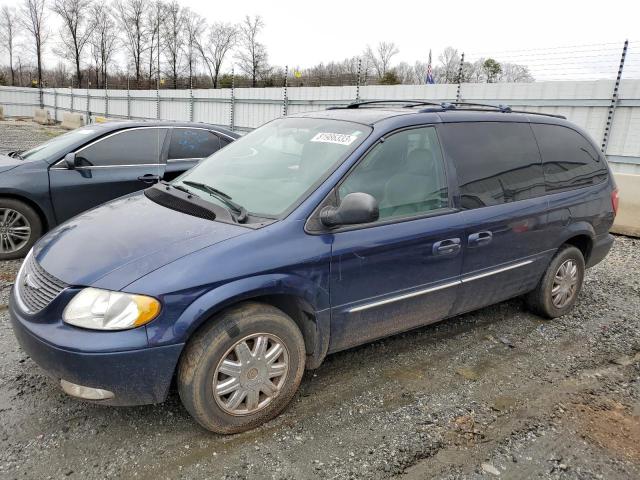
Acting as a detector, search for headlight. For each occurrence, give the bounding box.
[63,288,161,331]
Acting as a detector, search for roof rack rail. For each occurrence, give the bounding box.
[415,101,566,119]
[326,99,566,120]
[326,100,438,110]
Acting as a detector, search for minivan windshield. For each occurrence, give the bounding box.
[174,117,371,218]
[20,125,101,162]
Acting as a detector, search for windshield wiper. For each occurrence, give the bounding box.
[182,181,248,223]
[7,151,23,159]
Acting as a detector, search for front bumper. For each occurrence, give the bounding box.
[9,289,184,406]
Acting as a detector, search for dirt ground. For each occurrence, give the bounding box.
[0,121,639,479]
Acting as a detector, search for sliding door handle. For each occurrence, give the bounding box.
[468,231,493,247]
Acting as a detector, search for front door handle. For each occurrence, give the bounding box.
[432,238,461,256]
[138,174,161,185]
[468,231,493,247]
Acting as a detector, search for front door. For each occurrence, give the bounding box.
[49,128,169,222]
[327,126,464,352]
[437,122,551,315]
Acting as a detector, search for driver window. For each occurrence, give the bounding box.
[76,128,168,167]
[338,126,448,220]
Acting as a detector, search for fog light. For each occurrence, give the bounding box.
[60,379,114,400]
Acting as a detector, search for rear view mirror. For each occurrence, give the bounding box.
[64,152,77,170]
[320,192,379,228]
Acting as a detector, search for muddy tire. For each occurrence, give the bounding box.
[0,198,42,261]
[177,302,306,434]
[526,245,585,318]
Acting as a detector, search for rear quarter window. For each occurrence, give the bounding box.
[438,122,545,210]
[531,124,608,192]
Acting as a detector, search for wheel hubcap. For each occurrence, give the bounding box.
[213,333,289,416]
[0,208,31,253]
[551,259,579,308]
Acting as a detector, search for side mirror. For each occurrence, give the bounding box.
[64,152,77,170]
[320,192,379,228]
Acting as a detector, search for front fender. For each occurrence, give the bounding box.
[145,273,330,351]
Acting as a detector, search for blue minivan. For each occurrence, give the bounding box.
[9,101,617,433]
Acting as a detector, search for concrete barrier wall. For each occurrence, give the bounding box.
[33,108,51,125]
[61,112,84,130]
[611,173,640,237]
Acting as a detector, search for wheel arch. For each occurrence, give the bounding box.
[0,193,50,231]
[558,223,595,263]
[170,275,331,370]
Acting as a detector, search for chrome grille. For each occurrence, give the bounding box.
[16,253,68,313]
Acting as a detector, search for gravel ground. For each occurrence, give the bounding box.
[0,119,67,154]
[0,120,639,479]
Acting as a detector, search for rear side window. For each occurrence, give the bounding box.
[168,129,221,160]
[531,124,608,192]
[77,128,168,166]
[439,122,544,209]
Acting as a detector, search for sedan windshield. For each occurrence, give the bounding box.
[20,126,101,162]
[174,117,371,218]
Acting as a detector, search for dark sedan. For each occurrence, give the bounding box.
[0,121,238,259]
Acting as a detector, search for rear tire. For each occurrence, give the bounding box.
[177,302,306,434]
[0,198,42,261]
[525,245,585,318]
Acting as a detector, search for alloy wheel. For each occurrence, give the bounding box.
[213,333,289,416]
[0,208,31,254]
[551,259,579,308]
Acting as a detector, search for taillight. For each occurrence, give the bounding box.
[611,188,619,217]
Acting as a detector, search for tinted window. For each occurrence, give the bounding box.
[168,129,221,160]
[532,124,608,192]
[339,127,448,221]
[77,128,168,166]
[439,122,544,209]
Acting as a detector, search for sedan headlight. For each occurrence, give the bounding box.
[63,288,161,331]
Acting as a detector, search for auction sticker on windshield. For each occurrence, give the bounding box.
[310,132,358,146]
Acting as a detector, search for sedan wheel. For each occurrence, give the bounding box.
[551,259,579,308]
[0,208,32,254]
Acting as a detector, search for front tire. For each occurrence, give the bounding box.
[0,199,42,260]
[526,245,585,318]
[177,302,306,434]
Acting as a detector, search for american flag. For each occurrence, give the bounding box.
[426,49,435,84]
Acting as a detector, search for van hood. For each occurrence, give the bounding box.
[33,192,249,291]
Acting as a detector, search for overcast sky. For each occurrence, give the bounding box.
[0,0,637,74]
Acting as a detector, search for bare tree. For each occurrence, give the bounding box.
[500,63,534,82]
[197,22,236,88]
[365,41,399,79]
[51,0,95,86]
[437,47,461,83]
[235,15,267,87]
[161,0,185,89]
[89,3,117,88]
[145,0,163,83]
[20,0,49,88]
[115,0,148,86]
[0,6,18,85]
[182,8,204,83]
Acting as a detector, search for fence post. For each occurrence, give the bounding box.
[70,87,74,113]
[104,75,109,118]
[127,76,131,119]
[189,75,194,122]
[156,77,161,120]
[86,83,91,124]
[356,57,362,102]
[282,65,289,117]
[53,89,58,122]
[39,85,43,109]
[601,39,628,154]
[456,52,465,102]
[230,67,235,132]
